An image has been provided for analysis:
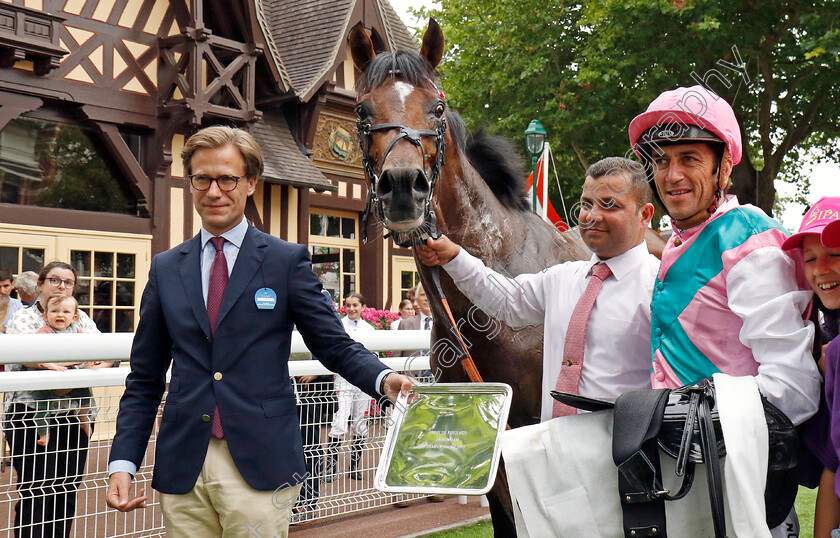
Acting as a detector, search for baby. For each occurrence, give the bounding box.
[33,295,92,446]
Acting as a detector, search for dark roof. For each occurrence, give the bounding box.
[378,1,419,53]
[253,0,293,91]
[260,0,419,101]
[250,112,336,191]
[262,0,354,100]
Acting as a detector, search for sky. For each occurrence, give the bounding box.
[388,1,838,231]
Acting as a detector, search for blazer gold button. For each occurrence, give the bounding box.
[202,414,211,422]
[214,372,222,381]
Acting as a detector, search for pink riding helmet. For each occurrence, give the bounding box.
[629,85,742,165]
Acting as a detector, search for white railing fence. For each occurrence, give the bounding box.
[0,331,434,537]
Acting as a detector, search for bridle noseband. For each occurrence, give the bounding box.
[356,85,447,248]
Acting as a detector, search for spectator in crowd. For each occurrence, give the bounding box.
[4,261,112,537]
[327,292,376,482]
[782,197,840,536]
[294,288,339,515]
[0,269,23,332]
[14,271,39,305]
[0,295,9,335]
[418,157,659,420]
[389,299,415,331]
[398,284,433,332]
[105,126,411,536]
[407,285,420,315]
[32,295,93,448]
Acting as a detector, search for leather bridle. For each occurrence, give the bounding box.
[355,91,447,248]
[354,77,491,391]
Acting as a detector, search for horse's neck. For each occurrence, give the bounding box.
[436,158,581,276]
[437,160,517,263]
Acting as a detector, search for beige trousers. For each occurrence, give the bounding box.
[160,438,301,538]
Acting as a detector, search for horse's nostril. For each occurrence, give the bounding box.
[413,170,431,196]
[377,173,393,199]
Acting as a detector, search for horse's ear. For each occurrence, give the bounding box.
[420,18,444,69]
[348,22,376,72]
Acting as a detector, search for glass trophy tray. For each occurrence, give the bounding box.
[374,382,513,495]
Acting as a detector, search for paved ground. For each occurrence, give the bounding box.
[289,495,491,537]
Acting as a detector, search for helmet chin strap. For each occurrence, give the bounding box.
[707,165,728,215]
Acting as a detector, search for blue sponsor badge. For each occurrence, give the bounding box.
[255,288,277,310]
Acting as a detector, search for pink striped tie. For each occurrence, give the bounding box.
[553,262,612,418]
[208,236,227,438]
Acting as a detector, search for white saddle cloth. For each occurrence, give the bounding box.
[500,374,784,537]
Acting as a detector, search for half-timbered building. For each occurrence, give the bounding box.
[0,0,421,332]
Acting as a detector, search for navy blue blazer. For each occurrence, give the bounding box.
[109,225,387,494]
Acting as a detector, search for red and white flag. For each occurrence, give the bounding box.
[526,143,568,231]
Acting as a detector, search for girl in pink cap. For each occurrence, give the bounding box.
[784,196,840,537]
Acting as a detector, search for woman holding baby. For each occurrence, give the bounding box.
[4,261,113,538]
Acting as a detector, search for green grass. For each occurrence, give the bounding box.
[426,486,820,537]
[427,520,493,537]
[796,485,817,537]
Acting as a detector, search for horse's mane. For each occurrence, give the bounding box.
[360,51,530,212]
[464,126,530,212]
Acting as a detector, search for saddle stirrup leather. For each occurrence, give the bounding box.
[611,384,728,538]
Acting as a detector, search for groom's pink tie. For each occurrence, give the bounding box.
[553,262,612,418]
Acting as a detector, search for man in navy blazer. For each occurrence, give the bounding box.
[105,126,411,536]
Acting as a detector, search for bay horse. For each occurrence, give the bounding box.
[349,19,590,534]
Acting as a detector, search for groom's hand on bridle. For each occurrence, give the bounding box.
[416,235,460,266]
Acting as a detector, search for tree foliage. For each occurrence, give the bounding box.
[33,121,132,214]
[415,0,840,216]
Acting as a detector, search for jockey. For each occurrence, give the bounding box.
[629,85,820,427]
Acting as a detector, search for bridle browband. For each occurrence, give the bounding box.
[356,75,447,248]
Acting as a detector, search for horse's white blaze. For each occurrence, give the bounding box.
[393,82,414,111]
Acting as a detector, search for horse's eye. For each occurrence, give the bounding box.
[434,103,445,117]
[355,104,368,120]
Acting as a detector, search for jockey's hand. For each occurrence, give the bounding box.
[417,235,460,266]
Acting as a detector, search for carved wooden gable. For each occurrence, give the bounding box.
[43,0,186,96]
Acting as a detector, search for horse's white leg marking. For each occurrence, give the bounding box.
[393,82,414,111]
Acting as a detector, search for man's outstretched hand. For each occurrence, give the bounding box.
[106,472,147,512]
[416,235,460,266]
[383,372,415,403]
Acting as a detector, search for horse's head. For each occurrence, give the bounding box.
[349,19,447,244]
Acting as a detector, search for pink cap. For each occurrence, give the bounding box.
[782,196,840,250]
[629,85,742,165]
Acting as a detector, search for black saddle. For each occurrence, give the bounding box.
[552,378,799,538]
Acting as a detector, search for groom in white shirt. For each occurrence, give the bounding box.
[417,157,660,421]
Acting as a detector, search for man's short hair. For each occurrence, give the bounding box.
[0,269,11,282]
[14,271,38,296]
[585,157,652,208]
[181,126,264,179]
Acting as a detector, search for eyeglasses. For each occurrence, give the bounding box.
[188,174,242,192]
[45,277,76,288]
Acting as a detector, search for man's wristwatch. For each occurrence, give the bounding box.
[380,371,394,395]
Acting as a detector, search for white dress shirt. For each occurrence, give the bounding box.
[199,218,249,306]
[418,312,432,330]
[444,241,660,422]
